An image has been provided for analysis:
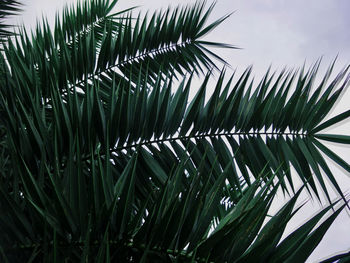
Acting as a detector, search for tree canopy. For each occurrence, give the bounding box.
[0,0,349,262]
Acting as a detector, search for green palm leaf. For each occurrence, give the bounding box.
[0,0,21,45]
[3,1,235,100]
[1,0,350,261]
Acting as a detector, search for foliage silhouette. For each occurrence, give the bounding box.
[0,0,350,262]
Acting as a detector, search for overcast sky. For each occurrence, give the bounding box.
[15,0,350,262]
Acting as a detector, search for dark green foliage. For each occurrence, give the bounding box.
[0,0,21,44]
[0,0,349,262]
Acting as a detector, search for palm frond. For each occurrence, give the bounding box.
[54,0,122,43]
[0,0,21,44]
[0,148,346,262]
[2,55,350,203]
[1,0,350,261]
[99,62,350,202]
[3,1,235,100]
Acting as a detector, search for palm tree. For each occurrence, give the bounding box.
[0,0,350,261]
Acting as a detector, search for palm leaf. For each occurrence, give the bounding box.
[0,0,21,44]
[3,1,235,100]
[1,0,350,261]
[99,62,349,203]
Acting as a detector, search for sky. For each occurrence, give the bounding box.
[14,0,350,262]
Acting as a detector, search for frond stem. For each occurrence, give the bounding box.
[71,40,192,89]
[113,131,307,153]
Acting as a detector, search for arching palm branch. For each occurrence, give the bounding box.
[0,0,349,262]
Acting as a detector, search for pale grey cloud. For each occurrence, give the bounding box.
[210,0,350,70]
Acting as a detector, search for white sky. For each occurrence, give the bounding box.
[14,0,350,262]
